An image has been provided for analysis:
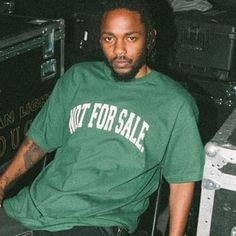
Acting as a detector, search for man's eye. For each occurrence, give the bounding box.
[127,36,137,42]
[104,36,113,42]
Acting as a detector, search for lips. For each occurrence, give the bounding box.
[112,60,131,68]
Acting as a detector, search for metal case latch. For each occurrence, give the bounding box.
[41,59,57,81]
[43,28,55,59]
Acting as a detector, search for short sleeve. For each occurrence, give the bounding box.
[26,67,74,152]
[163,99,205,183]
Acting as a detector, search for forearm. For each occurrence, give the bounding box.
[168,182,195,236]
[0,137,46,205]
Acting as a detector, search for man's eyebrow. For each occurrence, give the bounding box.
[125,31,141,35]
[101,31,114,35]
[101,31,141,35]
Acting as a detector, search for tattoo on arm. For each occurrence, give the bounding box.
[13,168,24,181]
[23,139,45,170]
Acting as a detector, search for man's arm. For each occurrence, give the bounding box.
[0,137,46,207]
[168,182,195,236]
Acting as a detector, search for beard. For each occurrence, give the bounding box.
[105,50,146,82]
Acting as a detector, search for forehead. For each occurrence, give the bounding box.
[100,9,145,34]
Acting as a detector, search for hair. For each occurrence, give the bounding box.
[98,0,158,67]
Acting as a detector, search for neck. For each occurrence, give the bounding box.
[135,65,151,79]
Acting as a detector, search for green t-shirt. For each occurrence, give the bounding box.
[4,61,204,233]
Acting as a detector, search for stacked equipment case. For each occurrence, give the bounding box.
[169,9,236,143]
[169,9,236,81]
[0,14,65,194]
[168,8,236,236]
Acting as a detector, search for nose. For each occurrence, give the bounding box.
[113,39,126,57]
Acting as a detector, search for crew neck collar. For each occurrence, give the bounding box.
[102,61,155,84]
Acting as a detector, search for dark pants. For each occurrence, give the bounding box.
[0,207,33,236]
[0,207,128,236]
[34,226,127,236]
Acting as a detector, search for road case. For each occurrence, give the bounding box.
[0,14,65,168]
[169,9,236,81]
[69,10,104,64]
[197,108,236,236]
[178,76,236,144]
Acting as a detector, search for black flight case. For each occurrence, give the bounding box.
[169,9,236,82]
[0,14,65,194]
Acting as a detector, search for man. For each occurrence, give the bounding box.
[0,0,204,235]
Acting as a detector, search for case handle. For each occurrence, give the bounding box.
[41,59,57,82]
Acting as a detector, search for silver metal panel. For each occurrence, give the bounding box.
[197,109,236,236]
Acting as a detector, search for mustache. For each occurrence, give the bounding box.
[111,56,132,64]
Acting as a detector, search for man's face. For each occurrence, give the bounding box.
[100,9,147,81]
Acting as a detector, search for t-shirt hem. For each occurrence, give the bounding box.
[165,175,203,183]
[3,200,17,220]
